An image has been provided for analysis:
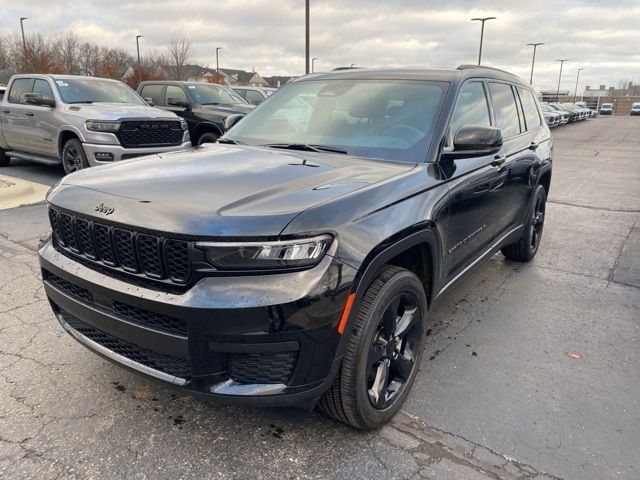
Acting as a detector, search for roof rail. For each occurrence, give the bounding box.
[457,64,522,80]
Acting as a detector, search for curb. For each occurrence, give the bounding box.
[0,174,51,210]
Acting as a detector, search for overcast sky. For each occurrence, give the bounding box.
[2,0,639,91]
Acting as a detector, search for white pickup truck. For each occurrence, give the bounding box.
[0,74,191,174]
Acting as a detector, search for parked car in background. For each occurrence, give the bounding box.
[630,102,640,116]
[542,104,570,124]
[0,86,6,102]
[543,110,560,128]
[138,81,254,145]
[232,86,277,105]
[560,103,588,120]
[0,75,190,173]
[600,103,614,115]
[40,65,552,429]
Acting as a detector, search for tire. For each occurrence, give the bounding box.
[0,149,9,167]
[61,138,89,175]
[196,132,219,146]
[319,266,428,429]
[501,184,547,262]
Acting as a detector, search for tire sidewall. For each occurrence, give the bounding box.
[62,139,88,175]
[197,132,219,146]
[527,185,547,256]
[350,270,428,428]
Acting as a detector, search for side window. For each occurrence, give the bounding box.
[140,84,164,105]
[164,85,188,104]
[245,90,264,104]
[234,89,247,99]
[488,82,521,139]
[8,78,32,104]
[449,82,491,137]
[518,87,542,130]
[32,79,54,102]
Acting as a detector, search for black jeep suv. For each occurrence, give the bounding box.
[137,81,254,146]
[40,66,552,429]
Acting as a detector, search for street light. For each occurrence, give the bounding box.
[526,42,544,85]
[312,57,319,73]
[555,59,569,102]
[135,35,143,85]
[471,16,496,65]
[19,17,28,54]
[574,68,584,99]
[216,47,223,80]
[305,0,310,74]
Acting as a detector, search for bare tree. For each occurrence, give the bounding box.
[166,37,195,80]
[77,41,101,76]
[52,31,80,74]
[0,35,10,71]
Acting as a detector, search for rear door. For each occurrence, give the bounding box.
[1,77,34,151]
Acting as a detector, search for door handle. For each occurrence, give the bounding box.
[1,110,9,114]
[529,142,539,150]
[491,155,506,167]
[25,112,35,117]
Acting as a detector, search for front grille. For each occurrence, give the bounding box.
[44,271,92,302]
[49,207,192,287]
[116,120,183,148]
[60,310,191,380]
[227,352,298,384]
[113,302,188,337]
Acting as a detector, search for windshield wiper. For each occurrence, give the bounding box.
[217,138,243,145]
[201,102,221,105]
[67,100,94,104]
[262,143,347,154]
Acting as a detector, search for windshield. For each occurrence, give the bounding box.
[602,104,612,108]
[223,79,449,162]
[187,84,247,105]
[54,78,145,104]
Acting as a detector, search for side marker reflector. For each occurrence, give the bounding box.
[337,292,356,334]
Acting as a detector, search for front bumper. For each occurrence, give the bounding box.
[82,141,192,166]
[630,111,640,116]
[39,240,356,407]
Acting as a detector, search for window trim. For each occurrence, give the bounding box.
[31,78,55,105]
[164,84,190,105]
[140,83,166,106]
[7,77,35,105]
[487,80,526,141]
[516,86,543,131]
[446,79,494,144]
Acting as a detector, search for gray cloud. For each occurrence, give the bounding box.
[1,0,638,90]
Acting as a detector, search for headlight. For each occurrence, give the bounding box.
[196,235,333,270]
[180,119,188,131]
[85,120,121,132]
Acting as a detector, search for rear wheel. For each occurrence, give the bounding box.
[62,138,89,175]
[319,266,428,429]
[501,184,546,261]
[0,149,9,167]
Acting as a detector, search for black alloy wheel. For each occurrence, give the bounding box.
[529,193,546,253]
[62,138,89,175]
[501,184,547,261]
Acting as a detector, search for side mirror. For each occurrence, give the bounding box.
[24,93,55,108]
[224,113,245,131]
[167,97,190,109]
[143,97,154,106]
[447,125,503,157]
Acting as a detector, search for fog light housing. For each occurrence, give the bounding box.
[94,152,114,161]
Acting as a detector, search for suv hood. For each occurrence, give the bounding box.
[49,145,415,237]
[62,102,179,120]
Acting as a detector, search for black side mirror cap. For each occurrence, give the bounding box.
[444,125,503,158]
[24,93,55,108]
[167,97,190,109]
[224,113,245,131]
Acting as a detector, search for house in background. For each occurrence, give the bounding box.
[264,75,296,88]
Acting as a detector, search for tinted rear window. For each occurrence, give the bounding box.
[140,84,164,105]
[518,87,542,130]
[489,82,521,139]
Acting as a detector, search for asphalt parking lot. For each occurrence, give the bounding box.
[1,116,639,480]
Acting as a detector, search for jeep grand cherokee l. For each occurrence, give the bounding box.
[0,75,190,174]
[40,65,552,429]
[137,81,254,146]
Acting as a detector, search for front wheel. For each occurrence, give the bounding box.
[62,138,89,175]
[319,266,428,429]
[501,184,547,261]
[0,149,9,167]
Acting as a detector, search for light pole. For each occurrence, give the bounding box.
[19,17,28,54]
[216,47,222,81]
[135,35,143,85]
[471,16,496,65]
[305,0,310,74]
[312,57,319,73]
[574,68,584,99]
[555,59,569,102]
[526,42,544,85]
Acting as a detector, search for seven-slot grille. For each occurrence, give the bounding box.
[48,207,192,285]
[116,120,183,148]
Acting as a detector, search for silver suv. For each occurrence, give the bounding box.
[0,75,191,174]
